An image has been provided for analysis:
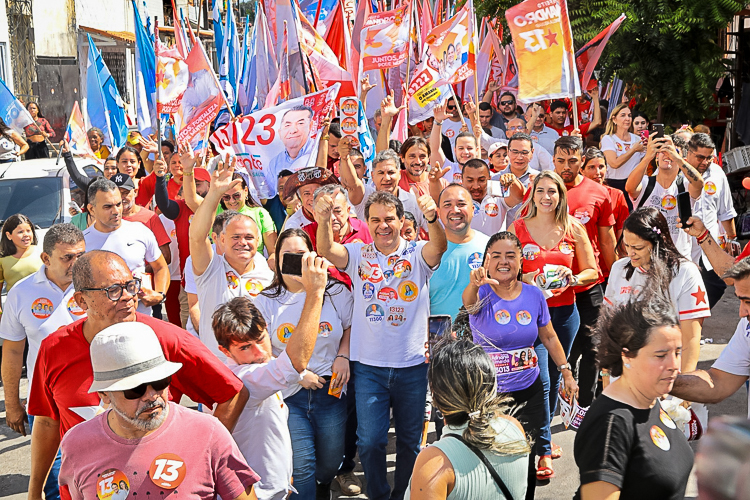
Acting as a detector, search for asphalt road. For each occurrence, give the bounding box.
[1,287,747,499]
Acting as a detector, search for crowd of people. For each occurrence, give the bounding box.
[3,78,750,500]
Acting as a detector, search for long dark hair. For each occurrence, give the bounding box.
[1,214,38,257]
[219,173,259,210]
[621,207,683,281]
[0,117,12,141]
[26,101,44,119]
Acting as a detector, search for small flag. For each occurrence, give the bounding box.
[64,101,100,162]
[360,3,411,72]
[575,14,626,91]
[0,77,33,134]
[155,39,189,114]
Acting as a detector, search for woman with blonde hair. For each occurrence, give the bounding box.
[509,170,598,480]
[600,103,645,208]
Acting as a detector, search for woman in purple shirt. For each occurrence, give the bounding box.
[463,231,577,499]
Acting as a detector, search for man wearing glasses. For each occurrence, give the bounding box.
[27,250,249,500]
[58,322,260,499]
[506,118,554,173]
[525,103,558,155]
[481,83,519,132]
[496,133,540,227]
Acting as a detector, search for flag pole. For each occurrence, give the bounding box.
[155,17,163,158]
[313,0,323,29]
[471,1,480,109]
[404,0,414,105]
[196,0,205,34]
[450,85,466,125]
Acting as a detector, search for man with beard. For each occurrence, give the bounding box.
[395,137,448,197]
[58,322,259,499]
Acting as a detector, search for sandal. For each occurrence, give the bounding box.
[551,443,563,459]
[536,456,555,480]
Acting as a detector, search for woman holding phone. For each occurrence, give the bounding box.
[600,103,645,207]
[253,228,353,500]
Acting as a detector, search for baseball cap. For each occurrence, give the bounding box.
[488,141,509,157]
[193,167,211,183]
[111,173,136,191]
[283,167,340,200]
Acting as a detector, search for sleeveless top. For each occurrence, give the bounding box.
[405,418,529,500]
[512,218,577,307]
[0,134,17,161]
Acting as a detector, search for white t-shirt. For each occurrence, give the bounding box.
[441,118,473,152]
[692,163,737,270]
[631,175,696,259]
[471,194,510,236]
[282,208,314,231]
[159,215,181,281]
[712,318,750,418]
[183,254,199,338]
[83,219,162,315]
[441,159,465,184]
[601,133,645,180]
[604,258,710,322]
[354,185,426,231]
[343,239,436,368]
[529,142,553,172]
[0,267,86,402]
[495,166,539,227]
[254,284,354,397]
[228,352,300,500]
[195,252,274,359]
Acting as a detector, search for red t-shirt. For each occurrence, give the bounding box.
[171,200,195,278]
[513,219,577,308]
[549,122,592,138]
[136,173,181,208]
[124,207,172,247]
[606,185,629,236]
[28,313,243,438]
[304,218,373,288]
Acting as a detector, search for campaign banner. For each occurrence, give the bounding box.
[360,4,411,71]
[65,101,101,163]
[155,40,189,113]
[210,84,340,200]
[424,0,476,85]
[506,0,580,102]
[406,46,451,125]
[176,41,226,144]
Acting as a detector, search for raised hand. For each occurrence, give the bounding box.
[152,158,168,178]
[210,154,241,195]
[428,161,450,184]
[60,140,70,154]
[417,194,437,222]
[301,251,330,295]
[498,173,517,187]
[470,267,499,287]
[314,192,335,222]
[381,90,405,119]
[178,141,197,174]
[140,135,159,157]
[361,74,376,95]
[433,101,450,123]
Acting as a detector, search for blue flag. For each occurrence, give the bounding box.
[132,0,156,136]
[238,16,257,114]
[213,0,224,60]
[0,77,34,134]
[86,34,128,148]
[357,102,376,168]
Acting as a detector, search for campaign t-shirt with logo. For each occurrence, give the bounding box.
[159,215,181,281]
[28,314,245,439]
[496,165,539,227]
[430,231,490,320]
[441,117,473,152]
[604,258,710,322]
[601,133,645,180]
[344,239,436,368]
[254,283,353,397]
[59,402,259,500]
[354,184,427,231]
[0,267,86,404]
[471,194,510,236]
[195,252,274,359]
[631,176,695,259]
[692,163,737,270]
[441,159,465,184]
[470,284,550,392]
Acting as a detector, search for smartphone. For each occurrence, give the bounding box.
[651,123,665,140]
[487,179,509,198]
[427,315,453,360]
[281,253,304,276]
[677,191,692,228]
[68,200,82,215]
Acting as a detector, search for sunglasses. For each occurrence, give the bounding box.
[500,100,515,106]
[122,375,172,400]
[446,105,457,110]
[222,193,244,202]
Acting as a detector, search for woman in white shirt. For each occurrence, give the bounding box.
[253,228,353,500]
[600,103,645,208]
[605,207,709,373]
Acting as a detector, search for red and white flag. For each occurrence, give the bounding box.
[360,3,412,72]
[575,14,626,91]
[156,39,189,114]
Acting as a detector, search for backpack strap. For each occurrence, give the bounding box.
[442,433,516,500]
[636,175,657,210]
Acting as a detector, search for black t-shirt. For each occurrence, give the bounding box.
[573,395,694,500]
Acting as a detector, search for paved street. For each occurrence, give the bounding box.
[1,288,747,499]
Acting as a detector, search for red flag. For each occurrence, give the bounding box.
[575,14,626,91]
[325,1,347,69]
[421,0,434,46]
[170,0,189,58]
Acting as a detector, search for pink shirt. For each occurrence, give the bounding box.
[59,402,259,500]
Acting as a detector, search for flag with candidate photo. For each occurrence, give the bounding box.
[424,0,476,85]
[360,3,411,72]
[65,101,100,162]
[155,39,189,114]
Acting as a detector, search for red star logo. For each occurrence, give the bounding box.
[691,287,707,305]
[544,29,559,47]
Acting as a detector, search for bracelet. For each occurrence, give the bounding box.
[335,354,350,361]
[322,134,330,141]
[183,172,193,176]
[426,214,439,224]
[697,229,710,244]
[435,120,443,126]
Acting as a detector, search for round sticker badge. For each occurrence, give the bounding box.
[522,244,540,261]
[388,255,400,267]
[149,453,187,489]
[516,310,532,326]
[559,242,574,255]
[96,468,130,500]
[245,279,264,297]
[388,306,406,326]
[649,425,670,451]
[705,181,717,195]
[467,252,483,270]
[495,309,511,325]
[393,260,412,278]
[226,271,239,290]
[318,322,333,337]
[368,263,384,283]
[378,287,398,303]
[31,298,53,319]
[484,203,499,217]
[661,195,676,210]
[277,323,295,343]
[659,408,677,429]
[67,297,86,316]
[574,209,591,225]
[398,281,418,302]
[362,282,376,300]
[366,304,385,323]
[453,173,463,184]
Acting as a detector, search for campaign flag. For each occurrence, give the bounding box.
[276,0,307,97]
[420,0,434,46]
[360,3,411,72]
[575,13,626,91]
[212,0,224,59]
[266,22,292,108]
[465,28,495,101]
[323,1,347,69]
[132,0,157,136]
[253,5,279,110]
[406,45,450,124]
[171,0,189,58]
[210,84,340,199]
[155,39,188,114]
[506,0,580,102]
[238,17,257,114]
[0,77,33,134]
[85,34,128,148]
[349,0,372,92]
[64,101,99,161]
[298,10,354,95]
[424,0,476,85]
[219,0,241,108]
[356,101,376,167]
[300,0,338,36]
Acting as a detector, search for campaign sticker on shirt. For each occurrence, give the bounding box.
[559,242,574,255]
[277,323,295,343]
[650,425,670,451]
[318,322,333,337]
[362,282,376,300]
[453,173,463,183]
[661,195,676,210]
[394,260,412,278]
[366,303,385,322]
[188,214,195,224]
[398,281,418,301]
[445,129,456,138]
[522,244,541,261]
[383,269,394,282]
[404,242,417,255]
[659,408,677,429]
[467,252,483,270]
[704,181,717,195]
[226,271,239,290]
[96,468,130,500]
[484,203,499,217]
[488,348,538,374]
[388,306,406,326]
[388,255,400,267]
[495,309,511,325]
[245,279,264,297]
[31,298,53,319]
[149,453,187,489]
[67,297,86,316]
[361,244,377,259]
[516,310,532,326]
[574,209,591,225]
[378,287,398,303]
[473,201,481,216]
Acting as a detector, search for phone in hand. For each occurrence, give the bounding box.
[281,253,304,276]
[651,123,665,140]
[677,191,692,228]
[487,179,509,198]
[427,315,453,361]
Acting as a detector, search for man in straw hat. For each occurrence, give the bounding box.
[58,322,260,499]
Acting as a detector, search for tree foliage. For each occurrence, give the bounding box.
[477,0,743,123]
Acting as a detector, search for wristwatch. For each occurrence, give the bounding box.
[158,292,167,304]
[557,363,572,372]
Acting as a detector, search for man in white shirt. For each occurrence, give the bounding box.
[438,96,473,153]
[189,159,274,359]
[506,117,554,172]
[479,102,506,139]
[281,167,340,231]
[315,190,447,500]
[83,178,169,315]
[497,133,540,227]
[430,100,481,184]
[525,103,558,155]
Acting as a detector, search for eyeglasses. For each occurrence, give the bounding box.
[81,278,141,301]
[122,375,172,400]
[446,105,457,111]
[222,193,244,202]
[500,100,515,106]
[688,150,712,163]
[509,149,531,156]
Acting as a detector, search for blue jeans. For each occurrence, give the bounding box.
[337,376,359,475]
[286,380,348,499]
[28,415,61,500]
[353,361,428,500]
[534,303,579,457]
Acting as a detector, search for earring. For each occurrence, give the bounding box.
[624,362,631,369]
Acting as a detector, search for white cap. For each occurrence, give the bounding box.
[488,140,509,157]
